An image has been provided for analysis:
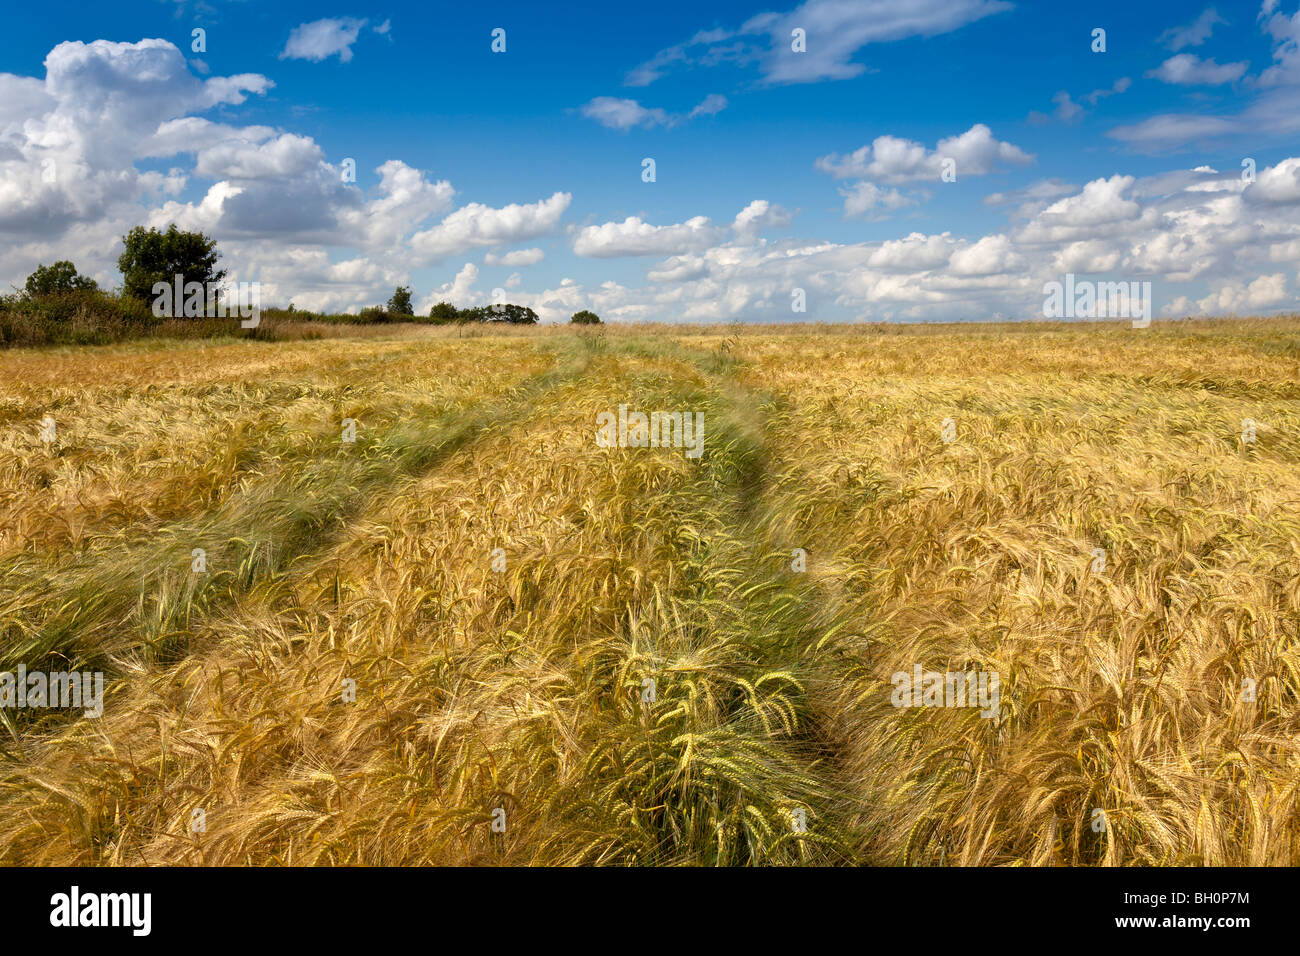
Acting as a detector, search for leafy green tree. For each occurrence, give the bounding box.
[466,303,539,324]
[387,285,414,315]
[429,301,459,323]
[118,225,225,304]
[570,310,601,325]
[24,261,98,297]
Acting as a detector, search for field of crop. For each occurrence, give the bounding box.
[1,317,1299,866]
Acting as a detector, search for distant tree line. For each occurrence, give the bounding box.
[445,303,540,324]
[387,293,604,326]
[365,293,541,325]
[12,226,605,330]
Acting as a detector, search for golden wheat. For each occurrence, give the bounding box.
[0,317,1297,865]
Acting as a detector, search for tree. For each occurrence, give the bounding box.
[118,224,226,306]
[24,261,98,297]
[387,285,414,315]
[454,303,538,324]
[429,301,459,323]
[570,310,601,325]
[491,303,539,324]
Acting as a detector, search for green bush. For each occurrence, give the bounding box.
[0,290,156,348]
[259,306,328,325]
[570,310,601,325]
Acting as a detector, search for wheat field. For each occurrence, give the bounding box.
[1,317,1298,866]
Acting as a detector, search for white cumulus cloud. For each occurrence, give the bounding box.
[281,18,370,63]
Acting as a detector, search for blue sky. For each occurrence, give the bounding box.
[1,0,1298,321]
